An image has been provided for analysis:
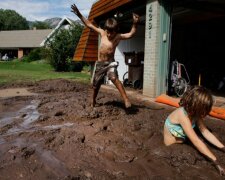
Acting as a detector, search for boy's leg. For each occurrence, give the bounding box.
[91,61,103,107]
[92,85,101,107]
[112,78,131,108]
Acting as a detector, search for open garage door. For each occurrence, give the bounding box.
[169,0,225,96]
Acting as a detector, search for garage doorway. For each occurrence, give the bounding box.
[169,0,225,96]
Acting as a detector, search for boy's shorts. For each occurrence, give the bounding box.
[92,60,118,88]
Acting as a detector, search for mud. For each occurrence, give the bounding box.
[1,79,225,179]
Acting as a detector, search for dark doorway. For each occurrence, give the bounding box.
[169,0,225,96]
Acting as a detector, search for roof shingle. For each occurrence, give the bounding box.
[0,29,52,49]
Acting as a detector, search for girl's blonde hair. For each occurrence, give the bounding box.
[179,86,213,118]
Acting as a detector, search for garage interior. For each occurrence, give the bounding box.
[169,0,225,96]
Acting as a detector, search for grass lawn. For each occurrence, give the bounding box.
[0,60,91,85]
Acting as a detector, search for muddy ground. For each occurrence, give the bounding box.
[1,79,225,180]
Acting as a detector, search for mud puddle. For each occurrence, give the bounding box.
[0,93,77,179]
[1,99,74,137]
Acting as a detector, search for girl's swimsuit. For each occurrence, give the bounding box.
[165,107,195,139]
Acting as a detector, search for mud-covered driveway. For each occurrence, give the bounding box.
[1,79,225,179]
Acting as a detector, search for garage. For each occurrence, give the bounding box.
[169,0,225,96]
[74,0,225,98]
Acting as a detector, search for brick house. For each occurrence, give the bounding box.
[0,17,74,60]
[0,29,52,59]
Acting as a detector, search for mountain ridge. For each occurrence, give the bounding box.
[28,17,82,29]
[44,17,62,28]
[28,17,62,29]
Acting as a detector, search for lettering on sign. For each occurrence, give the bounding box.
[148,4,153,39]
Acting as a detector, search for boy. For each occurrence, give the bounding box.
[71,4,140,108]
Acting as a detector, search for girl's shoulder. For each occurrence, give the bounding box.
[172,107,188,119]
[175,107,186,114]
[169,107,186,123]
[181,107,188,116]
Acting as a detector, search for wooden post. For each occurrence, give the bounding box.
[198,74,201,86]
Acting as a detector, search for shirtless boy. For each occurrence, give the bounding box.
[71,4,139,108]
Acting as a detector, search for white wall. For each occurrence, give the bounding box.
[143,0,161,97]
[107,26,145,84]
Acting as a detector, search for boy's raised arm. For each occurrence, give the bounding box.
[120,13,140,40]
[71,4,103,34]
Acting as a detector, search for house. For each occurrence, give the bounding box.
[0,29,52,59]
[0,17,75,60]
[73,0,225,98]
[40,17,77,46]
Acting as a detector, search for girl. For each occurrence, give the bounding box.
[164,86,225,175]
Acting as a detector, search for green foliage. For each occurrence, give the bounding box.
[22,47,49,62]
[0,9,29,30]
[27,48,41,62]
[45,23,83,72]
[31,21,51,29]
[69,60,84,72]
[21,56,30,62]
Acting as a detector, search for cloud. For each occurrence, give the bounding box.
[0,0,50,21]
[59,0,95,17]
[0,0,95,21]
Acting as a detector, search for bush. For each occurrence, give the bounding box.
[21,56,29,62]
[27,48,41,61]
[45,23,83,72]
[69,61,83,72]
[23,47,48,62]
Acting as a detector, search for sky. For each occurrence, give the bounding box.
[0,0,97,21]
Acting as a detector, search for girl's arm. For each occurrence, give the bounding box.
[179,115,217,160]
[180,116,225,175]
[197,119,225,149]
[120,13,139,39]
[71,4,104,35]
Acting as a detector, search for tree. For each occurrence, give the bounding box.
[31,21,51,29]
[0,9,29,30]
[45,23,83,71]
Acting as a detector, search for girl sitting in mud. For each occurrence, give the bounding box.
[164,86,225,175]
